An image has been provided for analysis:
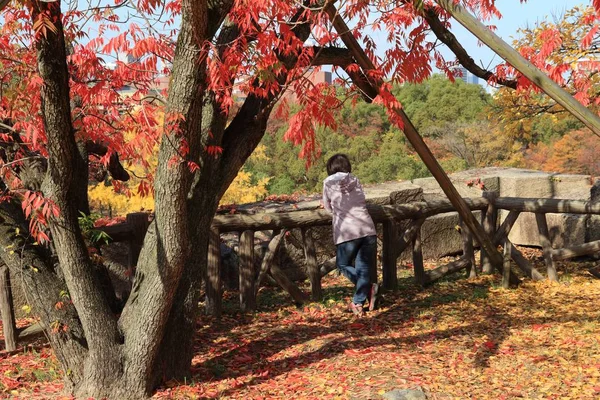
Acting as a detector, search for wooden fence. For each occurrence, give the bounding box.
[3,194,600,350]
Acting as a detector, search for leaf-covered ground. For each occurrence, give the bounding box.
[2,253,600,399]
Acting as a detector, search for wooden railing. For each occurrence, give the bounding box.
[3,194,600,350]
[205,195,600,316]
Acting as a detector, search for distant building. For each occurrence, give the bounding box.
[280,68,333,103]
[451,66,480,85]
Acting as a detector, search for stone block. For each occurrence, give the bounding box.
[412,172,499,201]
[508,212,587,248]
[497,169,592,247]
[418,211,482,259]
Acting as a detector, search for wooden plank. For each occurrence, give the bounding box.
[369,236,378,285]
[205,227,222,317]
[212,197,600,233]
[324,3,514,284]
[0,264,17,351]
[382,220,399,290]
[18,322,45,339]
[495,198,600,214]
[502,239,512,289]
[212,198,488,233]
[506,238,545,281]
[302,228,322,301]
[319,257,337,277]
[535,213,558,281]
[491,210,545,281]
[96,222,133,242]
[459,217,476,278]
[552,240,600,260]
[395,218,426,256]
[255,229,286,295]
[239,230,256,312]
[268,261,308,306]
[492,210,521,245]
[481,192,498,274]
[423,257,470,285]
[436,0,600,136]
[413,230,425,286]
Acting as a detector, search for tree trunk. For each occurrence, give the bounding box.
[0,201,87,391]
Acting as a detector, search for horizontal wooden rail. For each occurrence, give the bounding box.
[212,198,489,233]
[495,198,600,214]
[95,198,600,238]
[552,240,600,261]
[96,222,134,242]
[212,197,600,233]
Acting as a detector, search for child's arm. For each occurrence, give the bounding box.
[322,185,332,212]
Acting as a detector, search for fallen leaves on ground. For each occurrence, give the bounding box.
[1,253,600,399]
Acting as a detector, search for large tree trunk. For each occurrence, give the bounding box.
[16,0,323,397]
[0,200,87,391]
[30,0,123,397]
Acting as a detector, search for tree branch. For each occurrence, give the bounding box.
[422,6,517,89]
[0,0,9,14]
[85,141,130,182]
[311,46,354,67]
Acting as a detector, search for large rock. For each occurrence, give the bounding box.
[497,170,592,247]
[382,389,427,400]
[419,211,482,259]
[412,168,501,200]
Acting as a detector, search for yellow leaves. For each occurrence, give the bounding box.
[89,183,154,215]
[220,170,270,206]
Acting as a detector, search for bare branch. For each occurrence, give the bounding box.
[422,6,518,89]
[311,46,354,67]
[0,0,10,14]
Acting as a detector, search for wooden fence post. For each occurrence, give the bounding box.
[239,230,256,312]
[481,191,498,274]
[302,228,322,301]
[126,212,150,268]
[382,220,398,290]
[535,213,558,281]
[205,227,222,317]
[502,239,512,289]
[413,229,425,286]
[0,264,17,351]
[459,217,476,278]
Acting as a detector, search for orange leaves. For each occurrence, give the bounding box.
[581,24,599,49]
[538,28,562,59]
[3,266,600,398]
[32,11,58,39]
[20,190,59,244]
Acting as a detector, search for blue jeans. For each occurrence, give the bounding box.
[336,235,377,305]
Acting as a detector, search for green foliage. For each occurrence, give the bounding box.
[394,74,491,136]
[244,75,491,195]
[77,212,111,246]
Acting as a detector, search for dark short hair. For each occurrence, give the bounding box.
[326,153,352,176]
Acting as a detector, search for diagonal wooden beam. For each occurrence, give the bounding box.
[435,0,600,137]
[324,4,519,285]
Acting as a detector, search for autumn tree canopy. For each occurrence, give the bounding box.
[1,0,600,398]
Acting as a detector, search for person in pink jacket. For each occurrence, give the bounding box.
[322,154,379,316]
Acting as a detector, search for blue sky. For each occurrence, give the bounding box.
[440,0,585,68]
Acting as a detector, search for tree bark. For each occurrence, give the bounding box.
[30,0,122,396]
[302,228,322,301]
[0,201,87,391]
[0,263,17,351]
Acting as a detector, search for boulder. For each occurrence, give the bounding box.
[382,388,427,400]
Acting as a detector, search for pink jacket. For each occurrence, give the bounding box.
[322,172,377,245]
